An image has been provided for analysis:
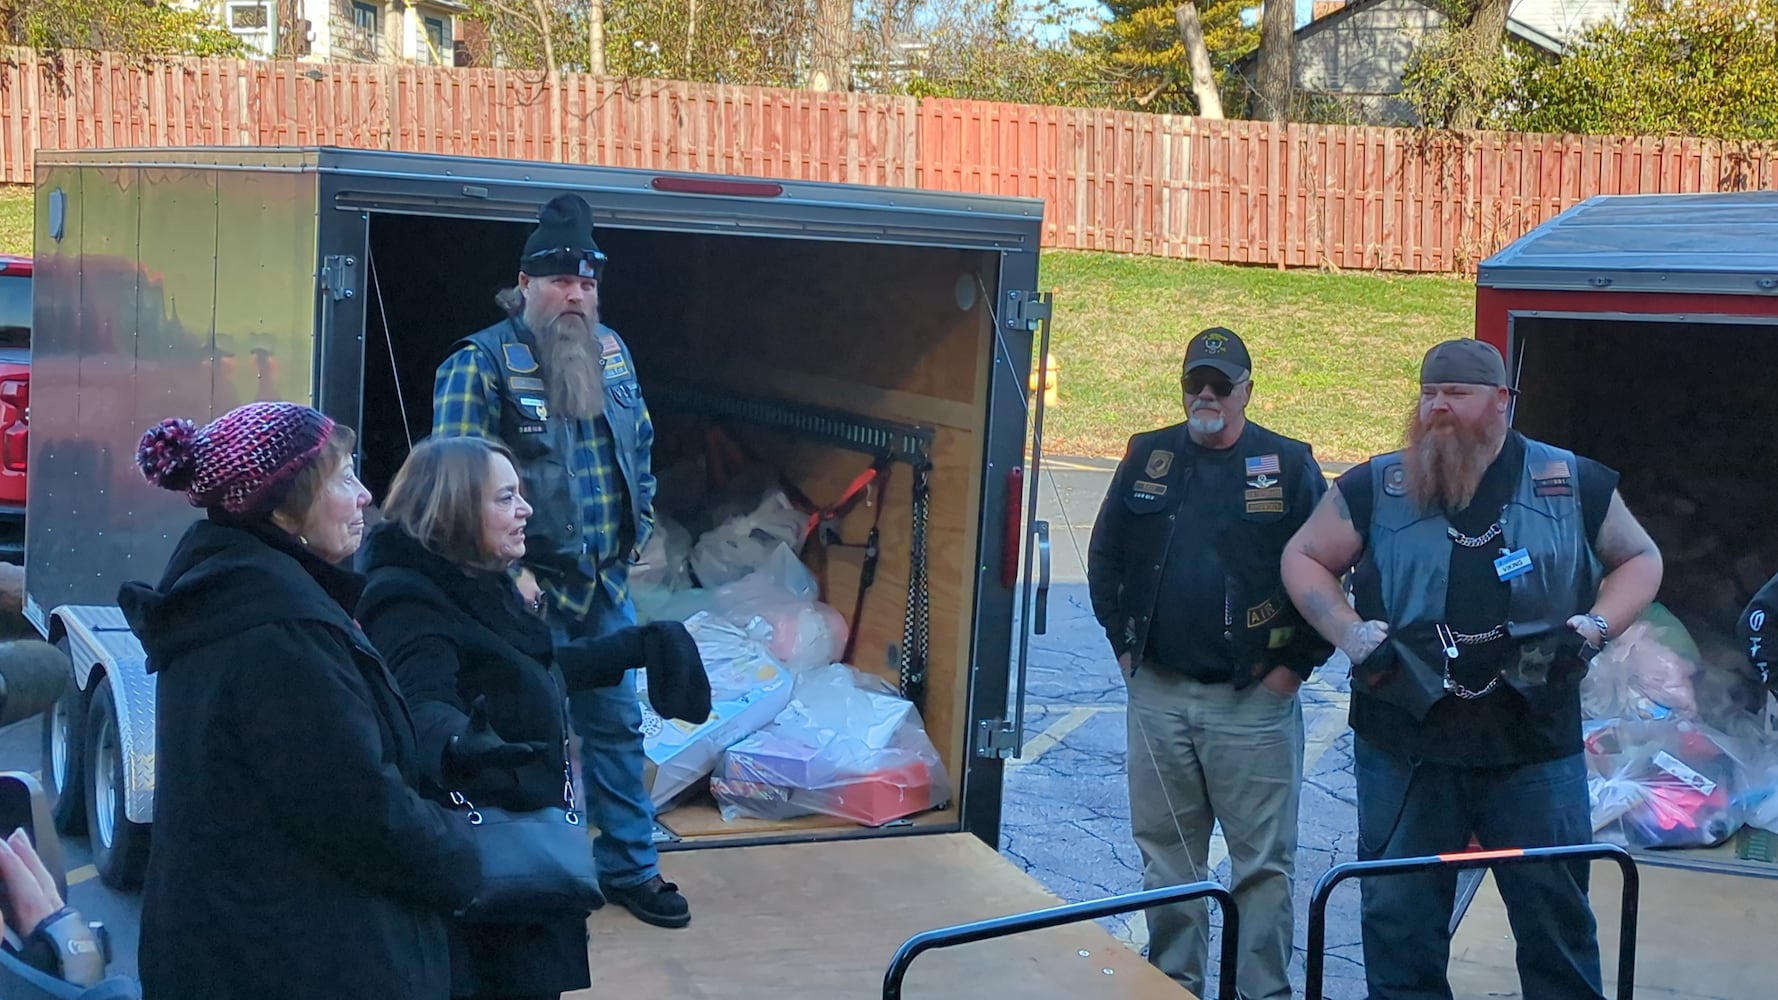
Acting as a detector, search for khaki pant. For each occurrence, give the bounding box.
[1125,667,1304,1000]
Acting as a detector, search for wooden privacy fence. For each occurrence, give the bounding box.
[5,48,1777,273]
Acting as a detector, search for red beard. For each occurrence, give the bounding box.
[1401,406,1505,513]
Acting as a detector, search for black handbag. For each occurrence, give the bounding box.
[450,698,604,924]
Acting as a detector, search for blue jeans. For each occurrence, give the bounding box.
[559,598,659,891]
[1353,738,1604,1000]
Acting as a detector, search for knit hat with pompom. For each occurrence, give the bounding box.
[136,402,336,516]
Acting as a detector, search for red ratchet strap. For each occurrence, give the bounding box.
[781,459,892,665]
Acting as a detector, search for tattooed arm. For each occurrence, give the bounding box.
[1282,484,1389,661]
[1569,490,1663,646]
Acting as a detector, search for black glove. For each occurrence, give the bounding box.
[443,695,549,779]
[641,621,712,723]
[557,627,647,692]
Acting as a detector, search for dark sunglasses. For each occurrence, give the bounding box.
[523,246,607,282]
[1182,371,1246,397]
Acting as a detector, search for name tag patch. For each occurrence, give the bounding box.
[518,396,549,420]
[1246,499,1286,515]
[1132,480,1168,498]
[1494,548,1533,581]
[1245,486,1283,501]
[510,375,546,392]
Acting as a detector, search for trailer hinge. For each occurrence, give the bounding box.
[1002,289,1051,332]
[321,254,359,302]
[974,718,1020,759]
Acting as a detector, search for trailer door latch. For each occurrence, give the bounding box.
[974,718,1021,759]
[1003,289,1052,331]
[321,254,359,302]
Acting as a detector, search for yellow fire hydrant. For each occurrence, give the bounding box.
[1028,353,1060,408]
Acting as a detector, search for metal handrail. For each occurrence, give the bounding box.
[883,880,1239,999]
[1304,842,1640,1000]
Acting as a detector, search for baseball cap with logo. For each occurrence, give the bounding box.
[1183,326,1252,382]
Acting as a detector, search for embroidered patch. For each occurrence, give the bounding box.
[1532,459,1572,481]
[502,343,540,374]
[1247,597,1282,628]
[518,423,546,434]
[1534,482,1574,498]
[602,354,631,381]
[518,395,549,420]
[1246,499,1286,515]
[599,333,622,357]
[510,375,546,392]
[1267,626,1297,650]
[1248,473,1278,490]
[1383,464,1407,497]
[1145,450,1174,479]
[1133,480,1168,498]
[1246,486,1284,501]
[1245,453,1281,476]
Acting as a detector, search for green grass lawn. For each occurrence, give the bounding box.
[1038,250,1478,464]
[0,183,1476,463]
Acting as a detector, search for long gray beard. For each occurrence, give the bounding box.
[530,309,605,421]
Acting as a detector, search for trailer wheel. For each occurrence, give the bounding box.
[85,676,150,891]
[41,637,86,836]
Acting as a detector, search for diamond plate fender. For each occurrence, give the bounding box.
[51,606,156,825]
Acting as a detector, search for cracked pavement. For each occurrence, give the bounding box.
[1000,460,1370,999]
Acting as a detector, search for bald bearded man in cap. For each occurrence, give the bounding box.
[1282,338,1663,1000]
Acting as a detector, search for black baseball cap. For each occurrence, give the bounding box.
[1183,327,1251,381]
[1420,339,1512,391]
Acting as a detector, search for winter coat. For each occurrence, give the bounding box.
[116,515,479,1000]
[356,522,599,997]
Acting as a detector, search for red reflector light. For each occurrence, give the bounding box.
[650,176,785,198]
[0,376,26,472]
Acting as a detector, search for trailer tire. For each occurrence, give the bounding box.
[85,676,150,891]
[41,638,86,836]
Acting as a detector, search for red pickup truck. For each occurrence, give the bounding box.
[0,254,28,564]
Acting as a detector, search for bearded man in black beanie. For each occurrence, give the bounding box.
[433,193,691,929]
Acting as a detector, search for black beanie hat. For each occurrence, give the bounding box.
[520,193,606,280]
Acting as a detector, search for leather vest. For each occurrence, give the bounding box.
[457,318,648,581]
[1355,437,1602,719]
[1099,421,1331,686]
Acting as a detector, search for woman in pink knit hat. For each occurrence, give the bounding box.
[117,401,480,1000]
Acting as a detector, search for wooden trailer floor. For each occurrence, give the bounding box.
[1448,857,1778,999]
[575,832,1194,999]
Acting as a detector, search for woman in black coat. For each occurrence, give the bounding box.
[118,403,481,1000]
[358,436,700,1000]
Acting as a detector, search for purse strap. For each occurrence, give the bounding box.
[448,680,582,828]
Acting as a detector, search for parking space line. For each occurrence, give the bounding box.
[1012,705,1117,766]
[67,864,96,887]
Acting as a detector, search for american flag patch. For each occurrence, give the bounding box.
[1246,454,1281,476]
[1532,460,1572,481]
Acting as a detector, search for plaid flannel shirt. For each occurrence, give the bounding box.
[432,340,656,622]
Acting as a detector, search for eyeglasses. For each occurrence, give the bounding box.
[1182,371,1247,397]
[523,246,607,281]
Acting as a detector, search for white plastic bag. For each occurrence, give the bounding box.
[711,546,847,672]
[1582,621,1701,722]
[1584,717,1753,849]
[713,664,950,827]
[689,490,808,588]
[634,612,793,807]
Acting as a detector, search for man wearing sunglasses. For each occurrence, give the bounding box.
[1087,326,1331,999]
[434,193,692,931]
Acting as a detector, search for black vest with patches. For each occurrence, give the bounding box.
[1107,421,1331,686]
[457,318,648,581]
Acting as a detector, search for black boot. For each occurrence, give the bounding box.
[603,874,690,929]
